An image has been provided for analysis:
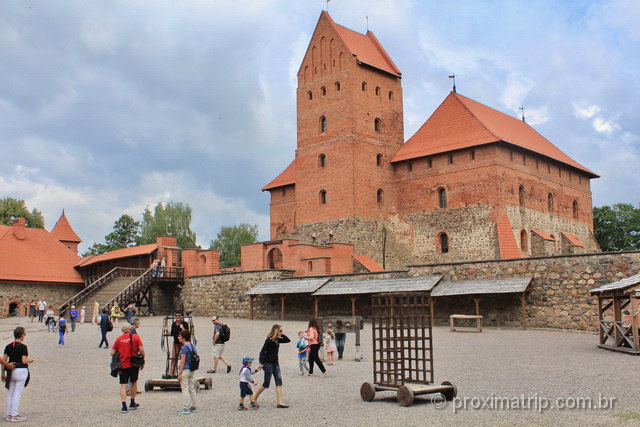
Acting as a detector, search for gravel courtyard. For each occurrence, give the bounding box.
[0,316,638,426]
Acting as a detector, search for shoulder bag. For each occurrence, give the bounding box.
[129,332,145,367]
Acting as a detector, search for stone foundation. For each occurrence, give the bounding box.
[0,282,82,317]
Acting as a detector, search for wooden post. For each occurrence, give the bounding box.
[350,296,357,317]
[249,295,255,321]
[597,296,603,345]
[429,297,436,327]
[279,295,286,321]
[520,292,527,329]
[473,298,481,316]
[613,296,622,347]
[314,297,319,318]
[630,294,639,352]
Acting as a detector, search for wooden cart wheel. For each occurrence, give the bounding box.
[441,381,457,401]
[360,382,376,402]
[205,377,213,390]
[144,381,152,392]
[397,385,415,407]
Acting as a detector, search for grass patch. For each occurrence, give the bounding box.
[615,413,640,421]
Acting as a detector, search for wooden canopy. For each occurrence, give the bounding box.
[311,275,442,296]
[246,278,330,320]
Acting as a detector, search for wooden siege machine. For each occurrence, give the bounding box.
[360,293,456,406]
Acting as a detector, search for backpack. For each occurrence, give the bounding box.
[219,324,231,343]
[188,344,200,371]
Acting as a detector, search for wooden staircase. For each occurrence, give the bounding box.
[91,277,137,308]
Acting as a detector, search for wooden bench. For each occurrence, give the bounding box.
[449,314,483,332]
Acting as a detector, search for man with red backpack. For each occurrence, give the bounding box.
[207,316,231,374]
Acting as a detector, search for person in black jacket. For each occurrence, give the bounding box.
[98,309,111,348]
[253,324,290,408]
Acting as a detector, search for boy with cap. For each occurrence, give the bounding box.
[238,357,261,411]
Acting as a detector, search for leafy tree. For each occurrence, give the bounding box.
[0,197,45,228]
[83,214,141,256]
[210,224,258,267]
[137,201,197,249]
[593,203,640,252]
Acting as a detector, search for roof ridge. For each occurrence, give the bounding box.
[365,30,401,76]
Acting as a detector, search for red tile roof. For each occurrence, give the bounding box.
[262,159,296,191]
[0,224,83,284]
[392,92,597,177]
[75,244,158,268]
[50,210,82,243]
[562,232,584,247]
[496,211,521,259]
[353,254,384,272]
[532,229,555,241]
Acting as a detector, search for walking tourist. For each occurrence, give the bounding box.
[37,300,46,323]
[253,324,290,408]
[44,307,55,333]
[111,303,121,325]
[324,328,337,365]
[2,327,34,422]
[68,306,79,332]
[28,301,36,323]
[208,316,231,374]
[295,331,310,375]
[334,320,347,360]
[169,314,189,377]
[57,313,67,347]
[176,330,198,414]
[111,324,144,413]
[306,318,327,376]
[93,301,100,324]
[237,357,261,411]
[99,309,111,348]
[80,306,86,323]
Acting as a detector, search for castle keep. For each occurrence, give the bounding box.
[262,11,599,271]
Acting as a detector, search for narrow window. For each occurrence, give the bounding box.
[427,158,432,169]
[519,185,525,206]
[448,154,454,165]
[281,187,286,197]
[335,82,340,91]
[470,149,476,160]
[308,261,313,272]
[319,190,327,204]
[361,81,367,91]
[307,91,313,100]
[547,193,554,212]
[536,159,539,170]
[388,91,394,100]
[321,86,327,96]
[375,86,381,96]
[374,118,381,132]
[510,150,514,161]
[438,188,447,209]
[407,162,413,172]
[320,116,327,133]
[439,233,449,253]
[377,189,384,204]
[572,200,578,219]
[318,154,326,168]
[376,153,383,166]
[579,175,582,184]
[520,230,528,253]
[332,59,336,67]
[558,168,562,178]
[547,163,551,174]
[522,155,526,165]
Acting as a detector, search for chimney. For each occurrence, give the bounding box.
[12,218,26,240]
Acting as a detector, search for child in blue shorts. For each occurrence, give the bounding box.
[238,357,261,411]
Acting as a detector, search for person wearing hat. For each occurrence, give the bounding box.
[238,357,261,411]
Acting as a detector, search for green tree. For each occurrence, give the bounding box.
[593,203,640,251]
[210,224,258,267]
[0,197,45,228]
[137,201,197,249]
[83,214,141,256]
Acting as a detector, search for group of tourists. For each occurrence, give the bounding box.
[27,299,47,323]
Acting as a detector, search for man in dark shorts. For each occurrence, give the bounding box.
[111,324,144,413]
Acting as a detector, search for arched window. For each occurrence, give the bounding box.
[438,187,447,209]
[376,153,383,166]
[547,193,554,212]
[439,232,449,253]
[388,91,394,100]
[374,118,381,132]
[307,91,313,100]
[321,86,327,96]
[267,248,283,269]
[200,254,207,264]
[377,189,384,204]
[361,81,367,91]
[308,261,313,272]
[572,200,578,219]
[319,190,327,204]
[519,185,525,206]
[318,153,326,168]
[335,82,340,91]
[375,86,381,96]
[320,116,327,133]
[520,230,528,253]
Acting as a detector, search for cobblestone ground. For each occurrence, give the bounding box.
[0,316,638,426]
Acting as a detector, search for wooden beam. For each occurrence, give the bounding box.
[249,295,255,321]
[473,298,481,316]
[350,295,357,317]
[613,296,622,347]
[520,292,527,329]
[429,297,436,327]
[314,297,319,318]
[279,295,286,321]
[630,295,639,352]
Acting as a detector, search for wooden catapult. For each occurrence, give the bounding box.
[360,293,457,406]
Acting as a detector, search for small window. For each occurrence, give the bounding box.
[448,154,454,165]
[438,188,447,209]
[281,187,286,197]
[579,175,582,184]
[547,163,551,174]
[510,150,514,161]
[375,86,381,96]
[308,261,313,272]
[536,159,539,170]
[558,168,562,178]
[572,200,578,219]
[388,91,394,100]
[332,59,336,67]
[377,189,384,204]
[427,158,432,169]
[319,190,327,204]
[519,185,525,206]
[321,86,327,96]
[308,91,313,100]
[407,162,413,172]
[547,193,554,212]
[470,149,476,160]
[374,118,382,132]
[520,230,528,253]
[439,233,449,253]
[361,81,367,91]
[376,153,383,166]
[335,82,340,91]
[318,154,326,168]
[320,116,327,133]
[522,155,526,165]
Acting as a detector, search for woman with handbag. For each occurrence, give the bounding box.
[253,324,290,408]
[111,324,144,413]
[98,309,112,348]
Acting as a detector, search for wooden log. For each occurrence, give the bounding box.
[360,382,376,402]
[397,385,415,407]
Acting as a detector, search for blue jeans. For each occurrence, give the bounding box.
[262,363,282,388]
[335,333,346,359]
[46,319,55,333]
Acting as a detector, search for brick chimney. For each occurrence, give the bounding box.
[12,218,26,240]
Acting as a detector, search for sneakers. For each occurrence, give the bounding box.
[226,365,232,373]
[206,370,215,374]
[177,408,191,414]
[250,403,259,410]
[129,402,140,410]
[238,405,247,411]
[189,407,197,412]
[276,404,290,408]
[120,407,127,413]
[9,415,27,422]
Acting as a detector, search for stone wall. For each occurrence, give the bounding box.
[0,282,82,317]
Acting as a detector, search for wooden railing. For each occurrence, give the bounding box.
[153,266,184,280]
[58,267,146,313]
[103,267,154,313]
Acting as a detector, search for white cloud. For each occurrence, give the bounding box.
[593,116,620,134]
[573,102,601,119]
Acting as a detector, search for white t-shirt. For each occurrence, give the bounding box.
[38,301,46,311]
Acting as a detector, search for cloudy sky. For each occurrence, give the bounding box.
[1,0,638,252]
